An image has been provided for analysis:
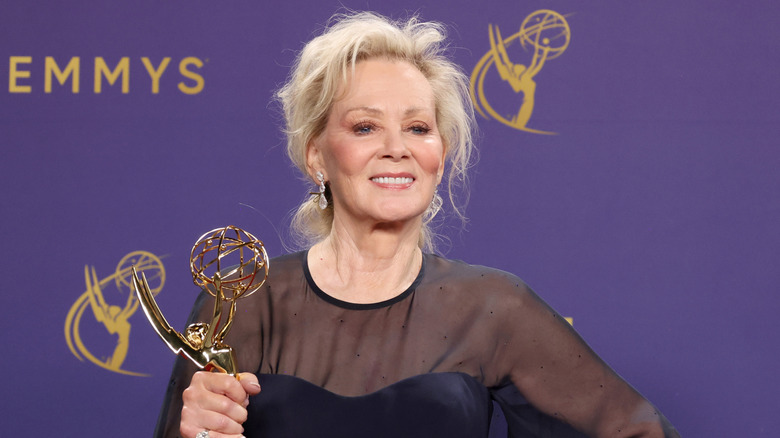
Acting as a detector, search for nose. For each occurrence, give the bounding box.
[381,129,410,161]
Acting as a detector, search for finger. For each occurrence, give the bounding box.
[237,373,260,408]
[182,386,248,424]
[180,423,246,438]
[193,371,247,404]
[181,405,245,436]
[238,373,262,396]
[184,432,245,438]
[195,432,245,438]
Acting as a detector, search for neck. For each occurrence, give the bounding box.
[330,213,422,258]
[308,216,423,304]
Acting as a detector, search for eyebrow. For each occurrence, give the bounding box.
[344,106,432,117]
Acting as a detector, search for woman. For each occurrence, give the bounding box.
[155,12,679,438]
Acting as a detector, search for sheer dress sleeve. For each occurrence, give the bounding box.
[416,255,678,437]
[471,269,679,437]
[153,252,678,437]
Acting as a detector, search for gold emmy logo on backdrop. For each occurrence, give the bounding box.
[132,226,269,377]
[470,10,571,134]
[65,251,165,376]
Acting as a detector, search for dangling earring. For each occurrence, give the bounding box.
[312,171,328,210]
[427,188,442,220]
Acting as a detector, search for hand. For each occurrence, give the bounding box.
[180,371,262,438]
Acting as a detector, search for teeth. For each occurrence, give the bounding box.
[372,177,413,185]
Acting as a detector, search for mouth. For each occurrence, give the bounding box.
[370,176,414,185]
[370,173,416,189]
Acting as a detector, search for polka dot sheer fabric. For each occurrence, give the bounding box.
[155,252,677,437]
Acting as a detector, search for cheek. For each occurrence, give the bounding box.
[324,139,371,177]
[418,139,445,175]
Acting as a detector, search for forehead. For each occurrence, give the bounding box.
[332,58,435,111]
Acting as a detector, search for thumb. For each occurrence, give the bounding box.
[239,372,262,396]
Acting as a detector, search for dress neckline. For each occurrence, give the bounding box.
[301,249,426,310]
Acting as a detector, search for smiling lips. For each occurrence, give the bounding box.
[371,176,414,187]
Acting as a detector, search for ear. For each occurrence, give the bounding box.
[436,141,447,185]
[305,136,325,182]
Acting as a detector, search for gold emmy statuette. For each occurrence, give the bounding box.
[132,226,269,377]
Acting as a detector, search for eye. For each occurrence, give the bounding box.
[353,121,376,135]
[408,123,431,135]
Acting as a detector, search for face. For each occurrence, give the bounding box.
[307,58,445,229]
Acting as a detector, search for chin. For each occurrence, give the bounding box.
[371,206,427,225]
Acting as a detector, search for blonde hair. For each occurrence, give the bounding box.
[277,11,476,251]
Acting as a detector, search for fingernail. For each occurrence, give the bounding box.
[249,382,261,390]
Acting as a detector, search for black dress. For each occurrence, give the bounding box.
[154,251,678,437]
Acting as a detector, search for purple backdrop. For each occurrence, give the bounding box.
[2,1,778,436]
